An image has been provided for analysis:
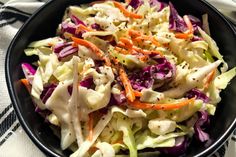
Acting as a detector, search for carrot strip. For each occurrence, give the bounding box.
[204,69,216,89]
[115,47,129,54]
[132,46,163,56]
[125,0,131,3]
[75,24,92,35]
[128,29,141,39]
[119,68,135,102]
[88,113,94,141]
[134,91,142,97]
[71,37,111,66]
[138,55,149,62]
[133,35,160,47]
[175,33,190,39]
[21,79,31,93]
[72,37,102,56]
[174,16,194,39]
[151,37,161,47]
[128,98,195,110]
[183,15,193,34]
[113,1,143,19]
[117,42,127,49]
[119,37,133,50]
[78,24,92,32]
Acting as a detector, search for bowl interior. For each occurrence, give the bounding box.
[6,0,236,157]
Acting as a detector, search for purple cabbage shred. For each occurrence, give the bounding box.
[185,88,210,103]
[80,77,94,89]
[91,23,102,31]
[128,0,143,9]
[70,15,86,26]
[169,2,188,33]
[160,136,189,156]
[129,57,175,91]
[40,84,57,104]
[187,15,202,34]
[194,111,210,142]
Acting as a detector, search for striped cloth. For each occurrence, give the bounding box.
[0,0,235,157]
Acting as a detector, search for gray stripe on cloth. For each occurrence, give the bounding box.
[0,110,16,137]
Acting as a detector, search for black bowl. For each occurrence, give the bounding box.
[5,0,236,156]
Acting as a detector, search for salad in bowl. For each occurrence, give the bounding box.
[20,0,236,156]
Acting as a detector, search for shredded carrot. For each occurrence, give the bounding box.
[125,0,131,4]
[138,55,149,62]
[119,68,135,102]
[175,33,191,39]
[183,15,193,34]
[119,37,133,50]
[114,47,129,54]
[113,1,143,19]
[72,37,102,56]
[174,16,194,39]
[204,69,216,89]
[76,24,92,34]
[71,37,111,66]
[111,57,119,65]
[21,79,31,93]
[88,113,94,141]
[128,29,141,39]
[133,35,160,47]
[151,37,161,47]
[134,91,142,97]
[117,42,126,49]
[128,98,195,110]
[132,46,163,56]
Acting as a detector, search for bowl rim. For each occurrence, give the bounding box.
[5,0,236,157]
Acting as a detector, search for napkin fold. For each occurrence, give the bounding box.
[0,0,235,157]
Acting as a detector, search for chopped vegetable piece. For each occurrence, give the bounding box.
[113,1,143,19]
[128,98,195,110]
[119,67,136,102]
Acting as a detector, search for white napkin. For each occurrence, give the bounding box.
[0,0,235,157]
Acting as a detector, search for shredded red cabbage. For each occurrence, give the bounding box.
[128,0,143,9]
[58,45,78,60]
[91,23,102,30]
[169,2,188,33]
[61,21,77,34]
[53,42,71,54]
[108,92,126,106]
[160,136,189,156]
[61,21,82,38]
[185,88,210,103]
[40,84,57,104]
[80,77,94,89]
[67,85,73,95]
[35,107,52,121]
[70,15,86,26]
[194,111,210,142]
[113,92,126,105]
[187,15,202,34]
[191,36,203,42]
[21,63,36,84]
[129,58,175,91]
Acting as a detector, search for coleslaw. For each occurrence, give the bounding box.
[21,0,236,156]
